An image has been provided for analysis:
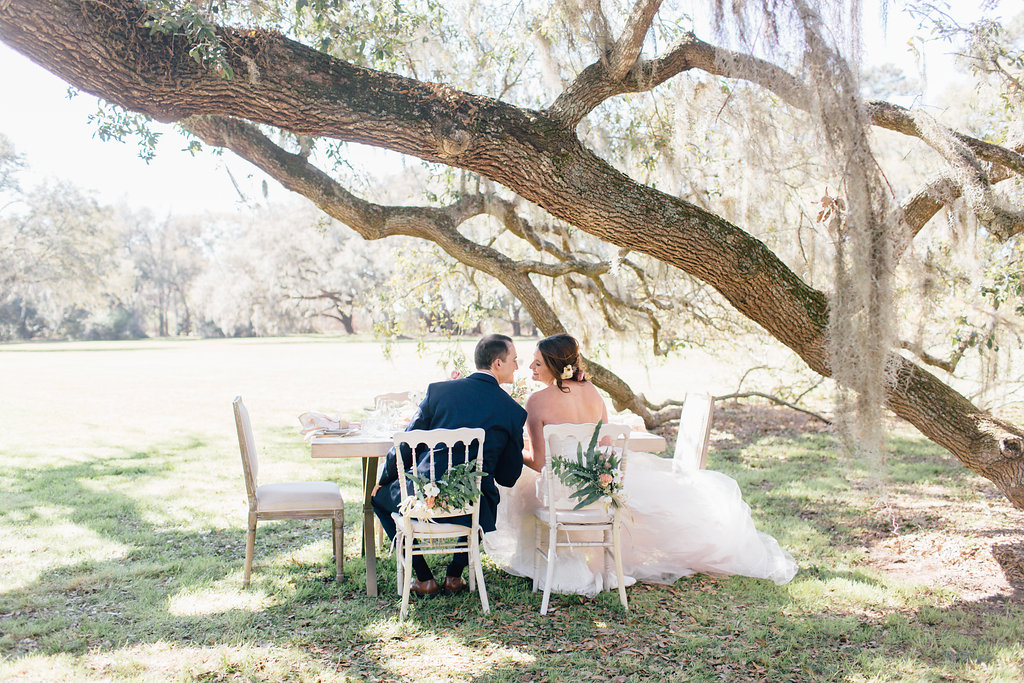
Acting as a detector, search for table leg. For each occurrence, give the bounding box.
[361,456,380,597]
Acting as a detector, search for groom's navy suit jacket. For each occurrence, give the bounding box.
[373,372,527,534]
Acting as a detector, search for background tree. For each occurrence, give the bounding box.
[0,136,122,339]
[118,210,206,336]
[193,202,394,336]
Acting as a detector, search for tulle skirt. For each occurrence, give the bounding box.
[484,451,798,596]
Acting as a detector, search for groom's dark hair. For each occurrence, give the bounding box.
[475,334,513,370]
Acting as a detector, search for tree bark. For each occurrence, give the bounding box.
[2,0,1022,506]
[338,310,355,335]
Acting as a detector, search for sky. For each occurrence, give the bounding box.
[0,41,269,214]
[0,2,986,216]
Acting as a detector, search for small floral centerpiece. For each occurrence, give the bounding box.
[399,462,484,518]
[550,421,627,510]
[508,375,532,406]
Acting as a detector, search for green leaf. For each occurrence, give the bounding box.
[573,491,603,510]
[587,420,602,458]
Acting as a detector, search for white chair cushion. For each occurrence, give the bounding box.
[535,507,612,525]
[255,481,343,512]
[390,512,471,536]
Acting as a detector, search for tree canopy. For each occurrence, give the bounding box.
[1,0,1023,507]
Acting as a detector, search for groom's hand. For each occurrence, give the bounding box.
[372,484,381,497]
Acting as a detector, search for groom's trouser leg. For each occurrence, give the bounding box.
[440,513,471,578]
[372,484,435,582]
[446,550,469,578]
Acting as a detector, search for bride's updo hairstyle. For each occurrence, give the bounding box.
[537,333,586,393]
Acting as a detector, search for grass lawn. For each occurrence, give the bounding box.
[1,337,1022,681]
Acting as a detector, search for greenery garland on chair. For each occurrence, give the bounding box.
[550,421,627,510]
[399,462,483,518]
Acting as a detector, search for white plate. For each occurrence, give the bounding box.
[320,428,357,436]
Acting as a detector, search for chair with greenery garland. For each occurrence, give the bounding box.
[391,427,488,620]
[534,422,631,615]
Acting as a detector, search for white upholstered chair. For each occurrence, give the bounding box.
[233,396,344,588]
[392,427,489,620]
[673,393,715,471]
[534,423,631,615]
[374,391,413,408]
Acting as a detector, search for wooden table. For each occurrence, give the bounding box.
[625,432,666,453]
[310,429,665,597]
[310,433,392,597]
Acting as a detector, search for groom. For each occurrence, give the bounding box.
[371,333,528,596]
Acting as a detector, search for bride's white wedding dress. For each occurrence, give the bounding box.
[484,451,798,596]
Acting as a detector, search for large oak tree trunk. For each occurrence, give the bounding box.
[2,0,1022,506]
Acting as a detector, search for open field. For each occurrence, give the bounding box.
[1,337,1023,681]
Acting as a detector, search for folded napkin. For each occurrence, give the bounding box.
[298,411,349,435]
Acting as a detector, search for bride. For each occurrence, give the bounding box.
[484,333,798,596]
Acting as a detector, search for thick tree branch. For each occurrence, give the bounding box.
[549,32,809,127]
[514,259,610,277]
[900,336,974,375]
[608,0,662,80]
[548,29,1024,190]
[898,174,959,253]
[896,141,1024,260]
[867,101,1024,177]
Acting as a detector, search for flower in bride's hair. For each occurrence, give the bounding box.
[561,364,574,380]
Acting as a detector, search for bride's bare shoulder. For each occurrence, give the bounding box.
[567,380,603,402]
[525,385,556,409]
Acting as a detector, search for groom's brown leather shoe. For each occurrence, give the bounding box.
[410,578,439,597]
[442,576,468,594]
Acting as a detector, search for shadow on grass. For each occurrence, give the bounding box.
[991,541,1024,601]
[1,421,1023,681]
[0,444,404,678]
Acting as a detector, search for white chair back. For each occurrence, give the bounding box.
[233,396,259,504]
[542,423,630,510]
[673,393,714,470]
[392,427,485,519]
[390,427,490,618]
[375,391,413,408]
